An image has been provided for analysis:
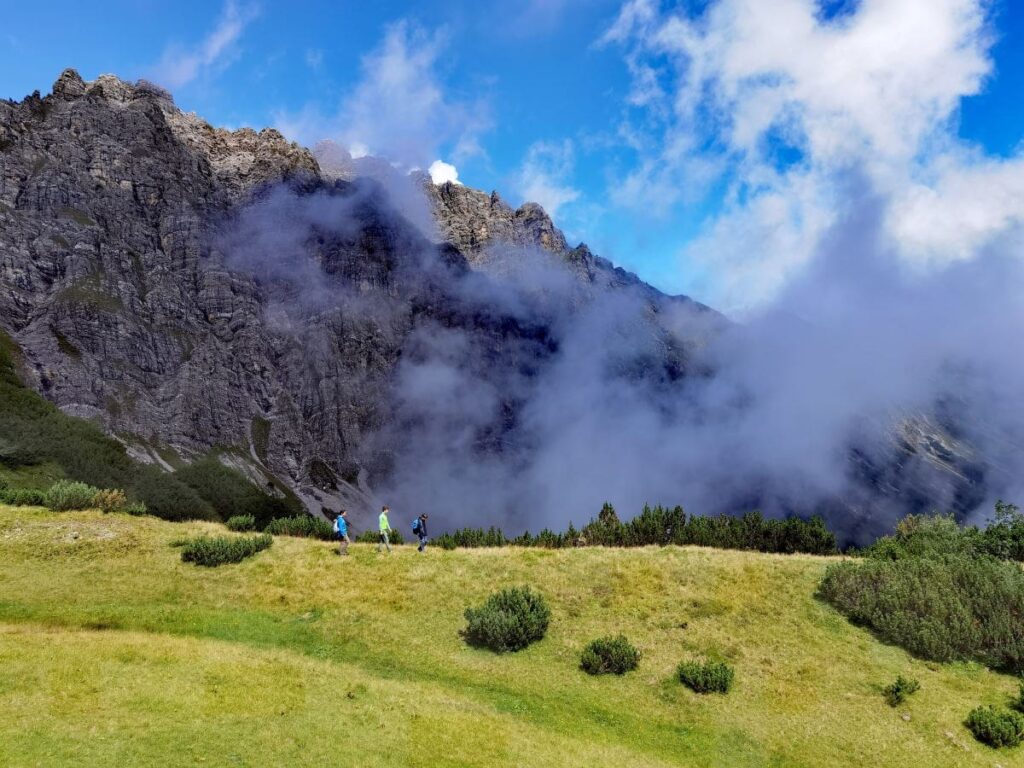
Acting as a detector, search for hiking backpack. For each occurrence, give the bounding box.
[411,517,420,534]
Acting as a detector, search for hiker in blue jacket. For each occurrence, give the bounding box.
[413,513,429,552]
[333,509,351,556]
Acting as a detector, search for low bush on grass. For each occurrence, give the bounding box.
[0,488,46,506]
[180,534,272,567]
[463,586,550,653]
[226,514,257,532]
[91,488,128,513]
[264,515,334,540]
[124,501,148,516]
[580,635,641,675]
[355,528,405,545]
[883,676,920,707]
[678,660,734,694]
[964,705,1024,748]
[44,479,99,510]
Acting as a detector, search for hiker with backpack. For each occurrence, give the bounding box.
[378,505,393,554]
[412,513,429,552]
[333,509,351,556]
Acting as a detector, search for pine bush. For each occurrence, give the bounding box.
[44,480,99,511]
[463,586,550,653]
[180,534,273,567]
[226,514,257,532]
[580,635,640,675]
[965,705,1024,748]
[263,515,334,540]
[883,676,920,707]
[678,660,734,694]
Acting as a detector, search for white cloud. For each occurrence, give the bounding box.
[515,140,581,219]
[276,21,490,170]
[602,0,1024,314]
[149,1,258,90]
[429,160,461,185]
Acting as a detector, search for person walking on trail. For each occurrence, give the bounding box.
[412,513,429,553]
[378,505,393,554]
[333,510,351,556]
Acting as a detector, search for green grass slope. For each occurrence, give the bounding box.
[0,504,1019,767]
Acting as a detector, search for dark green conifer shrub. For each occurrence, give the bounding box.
[180,534,272,567]
[580,635,641,675]
[883,676,920,707]
[677,660,734,694]
[174,459,300,527]
[263,515,334,540]
[463,586,550,653]
[820,550,1024,672]
[226,514,257,532]
[965,705,1024,748]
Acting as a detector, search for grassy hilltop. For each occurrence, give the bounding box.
[0,504,1019,767]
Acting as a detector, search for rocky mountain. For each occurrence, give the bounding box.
[0,69,986,535]
[0,69,717,523]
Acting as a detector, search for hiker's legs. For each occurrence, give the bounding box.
[378,531,391,553]
[339,534,350,556]
[418,535,427,552]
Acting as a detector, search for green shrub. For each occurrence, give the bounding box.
[264,515,334,540]
[0,488,46,506]
[580,635,641,675]
[355,528,405,545]
[819,554,1024,672]
[124,501,148,516]
[678,660,734,694]
[965,705,1024,748]
[226,514,257,532]
[1013,682,1024,714]
[180,534,272,567]
[91,488,128,513]
[883,676,920,707]
[463,586,550,653]
[44,479,99,511]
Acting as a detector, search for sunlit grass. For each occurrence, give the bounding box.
[0,505,1019,766]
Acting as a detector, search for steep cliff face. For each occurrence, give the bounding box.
[0,69,714,522]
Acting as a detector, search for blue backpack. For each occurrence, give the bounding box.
[411,517,420,534]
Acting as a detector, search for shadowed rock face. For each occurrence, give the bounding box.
[0,69,716,522]
[0,70,986,534]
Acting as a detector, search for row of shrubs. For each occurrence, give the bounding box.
[462,586,735,693]
[819,506,1024,673]
[434,505,837,555]
[0,479,147,515]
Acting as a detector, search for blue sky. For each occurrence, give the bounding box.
[3,0,1023,311]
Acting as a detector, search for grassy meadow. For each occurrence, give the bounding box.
[0,504,1019,767]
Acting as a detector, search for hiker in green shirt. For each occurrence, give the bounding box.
[378,505,392,554]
